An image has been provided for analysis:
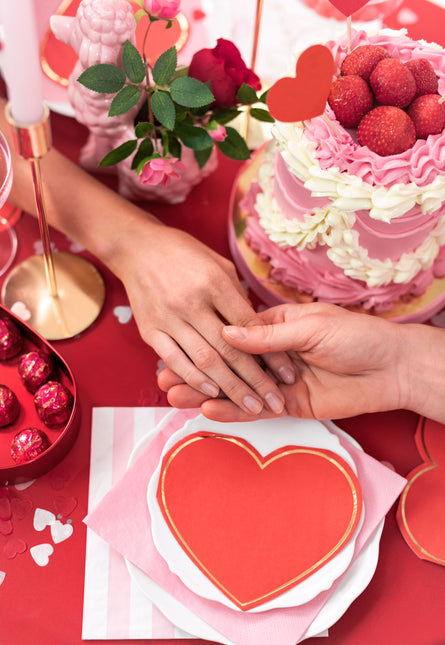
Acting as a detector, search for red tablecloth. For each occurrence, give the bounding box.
[0,108,444,645]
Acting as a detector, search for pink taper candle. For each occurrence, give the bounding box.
[1,0,45,125]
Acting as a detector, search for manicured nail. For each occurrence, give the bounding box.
[201,382,220,397]
[278,365,295,385]
[242,395,263,414]
[224,325,248,340]
[265,392,285,414]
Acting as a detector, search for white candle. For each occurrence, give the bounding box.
[1,0,45,125]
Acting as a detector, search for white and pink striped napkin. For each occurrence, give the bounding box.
[82,407,192,640]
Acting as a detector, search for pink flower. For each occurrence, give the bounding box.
[208,123,226,142]
[188,38,261,108]
[139,156,185,187]
[143,0,181,19]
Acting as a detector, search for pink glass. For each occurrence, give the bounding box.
[0,130,18,277]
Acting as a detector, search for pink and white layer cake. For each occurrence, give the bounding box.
[243,29,445,313]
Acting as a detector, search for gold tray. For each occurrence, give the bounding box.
[228,147,445,323]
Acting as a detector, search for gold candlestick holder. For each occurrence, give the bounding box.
[1,104,106,340]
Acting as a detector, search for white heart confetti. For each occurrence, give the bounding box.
[30,543,54,567]
[396,7,418,24]
[51,520,73,544]
[0,571,5,586]
[33,508,56,531]
[14,479,36,491]
[113,305,132,324]
[10,301,31,321]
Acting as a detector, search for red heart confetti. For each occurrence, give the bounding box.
[0,498,11,521]
[0,519,13,536]
[54,495,78,517]
[157,432,362,611]
[326,0,371,17]
[267,45,335,123]
[49,469,70,490]
[3,537,27,559]
[11,497,33,520]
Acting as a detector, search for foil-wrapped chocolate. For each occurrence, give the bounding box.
[34,381,73,427]
[0,317,23,360]
[11,427,50,464]
[0,384,20,427]
[18,351,53,393]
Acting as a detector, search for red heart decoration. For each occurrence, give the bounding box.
[0,498,11,521]
[3,537,26,559]
[0,519,13,536]
[327,0,371,16]
[54,495,78,517]
[11,497,33,521]
[157,432,362,611]
[267,45,335,123]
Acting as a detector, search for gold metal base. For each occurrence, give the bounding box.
[1,251,105,340]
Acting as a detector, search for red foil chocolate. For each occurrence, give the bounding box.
[34,381,73,427]
[0,385,20,427]
[11,427,50,464]
[0,317,23,360]
[18,351,53,393]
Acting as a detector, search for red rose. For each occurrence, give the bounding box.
[188,38,261,108]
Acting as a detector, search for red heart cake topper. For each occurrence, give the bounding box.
[326,0,371,16]
[267,44,335,123]
[157,432,362,611]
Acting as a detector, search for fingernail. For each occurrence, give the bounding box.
[242,395,263,414]
[201,382,220,397]
[278,365,295,385]
[265,392,284,414]
[224,325,248,340]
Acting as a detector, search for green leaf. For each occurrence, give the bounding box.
[174,123,213,150]
[122,40,146,84]
[131,137,154,170]
[77,64,125,93]
[213,108,241,125]
[216,126,250,160]
[152,46,177,86]
[249,107,275,123]
[166,132,182,160]
[135,121,154,137]
[132,0,144,7]
[170,77,214,108]
[151,91,176,130]
[194,146,214,169]
[259,88,269,104]
[237,83,258,105]
[99,139,138,167]
[108,85,142,116]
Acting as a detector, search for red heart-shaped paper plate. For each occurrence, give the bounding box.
[157,431,362,611]
[267,44,335,123]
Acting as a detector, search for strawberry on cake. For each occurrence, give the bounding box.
[240,29,445,314]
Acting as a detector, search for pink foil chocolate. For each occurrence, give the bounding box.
[0,317,23,360]
[34,381,73,427]
[11,427,50,464]
[18,351,53,393]
[0,385,19,427]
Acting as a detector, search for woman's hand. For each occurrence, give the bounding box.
[112,222,296,416]
[158,302,411,421]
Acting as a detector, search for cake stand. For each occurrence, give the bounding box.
[228,148,445,324]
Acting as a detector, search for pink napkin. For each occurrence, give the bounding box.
[85,409,406,645]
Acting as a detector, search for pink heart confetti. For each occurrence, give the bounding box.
[54,495,78,517]
[3,537,27,559]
